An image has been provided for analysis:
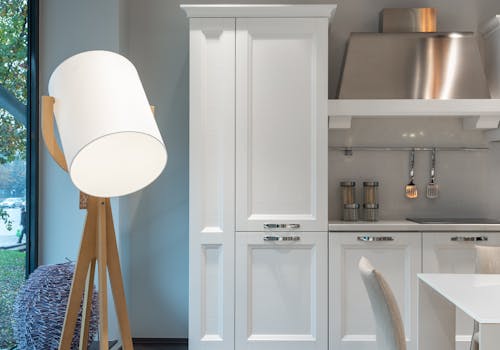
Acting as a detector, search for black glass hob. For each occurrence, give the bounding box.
[406,218,500,224]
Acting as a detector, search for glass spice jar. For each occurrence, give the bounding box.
[363,181,379,205]
[341,181,356,206]
[363,203,379,221]
[343,203,360,221]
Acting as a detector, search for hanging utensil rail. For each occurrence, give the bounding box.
[330,146,488,156]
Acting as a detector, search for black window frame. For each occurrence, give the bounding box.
[26,0,39,275]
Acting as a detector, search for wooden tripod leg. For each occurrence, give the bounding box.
[59,207,97,350]
[105,199,134,350]
[79,259,96,349]
[97,199,109,350]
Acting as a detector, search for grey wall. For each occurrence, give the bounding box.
[39,0,500,340]
[329,118,500,220]
[118,0,190,337]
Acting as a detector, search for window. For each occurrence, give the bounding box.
[0,0,38,347]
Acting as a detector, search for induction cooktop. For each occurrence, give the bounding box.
[406,218,500,224]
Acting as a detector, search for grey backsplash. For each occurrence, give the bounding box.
[329,117,500,220]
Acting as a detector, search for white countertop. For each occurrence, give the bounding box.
[329,220,500,232]
[418,274,500,323]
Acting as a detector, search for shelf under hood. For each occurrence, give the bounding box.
[328,99,500,129]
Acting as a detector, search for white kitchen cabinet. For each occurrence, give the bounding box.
[330,232,421,350]
[184,5,335,350]
[235,17,329,232]
[235,231,328,350]
[422,232,500,350]
[188,17,236,350]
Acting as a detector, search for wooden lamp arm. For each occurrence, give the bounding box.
[41,96,68,172]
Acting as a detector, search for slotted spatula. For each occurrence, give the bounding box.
[405,149,418,199]
[426,148,439,199]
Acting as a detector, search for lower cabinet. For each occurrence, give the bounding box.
[235,231,328,350]
[422,232,500,350]
[330,232,422,350]
[227,230,500,350]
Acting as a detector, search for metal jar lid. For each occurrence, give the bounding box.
[344,203,360,209]
[363,203,379,209]
[363,181,379,187]
[341,181,356,187]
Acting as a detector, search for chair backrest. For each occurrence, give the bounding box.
[475,245,500,274]
[358,256,407,350]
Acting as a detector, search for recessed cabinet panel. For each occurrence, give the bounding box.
[236,232,328,350]
[250,248,312,335]
[422,232,500,350]
[330,233,421,350]
[235,18,328,232]
[201,245,223,339]
[189,18,235,350]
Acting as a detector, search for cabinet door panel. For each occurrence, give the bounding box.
[236,232,328,350]
[330,233,421,350]
[189,18,235,350]
[422,232,500,350]
[235,18,328,232]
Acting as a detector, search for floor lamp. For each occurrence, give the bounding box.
[41,50,167,350]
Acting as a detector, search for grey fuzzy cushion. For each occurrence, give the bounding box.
[11,262,98,350]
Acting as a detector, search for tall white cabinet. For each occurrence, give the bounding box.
[183,5,336,350]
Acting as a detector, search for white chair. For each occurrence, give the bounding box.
[358,256,406,350]
[471,245,500,350]
[475,245,500,274]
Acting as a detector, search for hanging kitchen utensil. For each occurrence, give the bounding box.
[426,148,439,199]
[405,149,418,199]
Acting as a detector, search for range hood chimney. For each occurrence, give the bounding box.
[338,8,491,99]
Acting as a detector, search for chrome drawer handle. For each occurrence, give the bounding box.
[357,236,394,242]
[264,223,300,229]
[263,235,301,242]
[451,236,488,242]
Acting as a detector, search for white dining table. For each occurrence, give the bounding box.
[418,273,500,350]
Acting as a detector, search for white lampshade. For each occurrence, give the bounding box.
[48,50,167,197]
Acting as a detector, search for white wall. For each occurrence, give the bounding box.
[39,0,500,340]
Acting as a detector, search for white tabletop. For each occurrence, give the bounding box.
[418,274,500,323]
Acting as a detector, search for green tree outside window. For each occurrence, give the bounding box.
[0,0,28,348]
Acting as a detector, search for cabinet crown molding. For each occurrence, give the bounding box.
[180,4,337,18]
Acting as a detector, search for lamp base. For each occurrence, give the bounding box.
[58,196,133,350]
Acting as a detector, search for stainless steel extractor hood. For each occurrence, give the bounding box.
[338,8,491,99]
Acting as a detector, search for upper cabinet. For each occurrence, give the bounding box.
[481,16,500,100]
[481,16,500,141]
[235,17,330,232]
